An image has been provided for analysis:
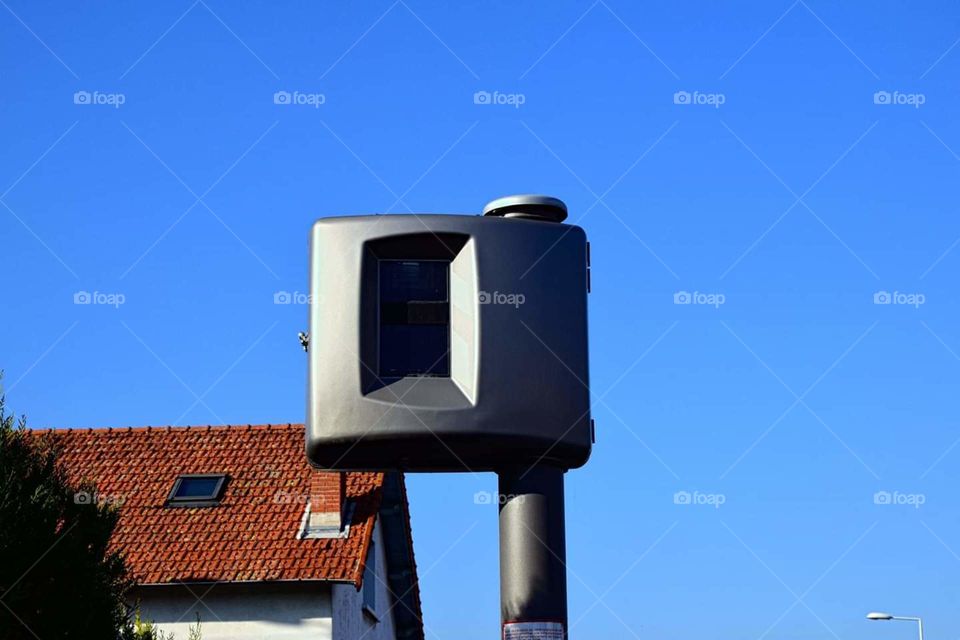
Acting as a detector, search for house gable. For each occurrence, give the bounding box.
[35,424,424,640]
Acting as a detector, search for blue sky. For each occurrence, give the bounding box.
[2,1,960,638]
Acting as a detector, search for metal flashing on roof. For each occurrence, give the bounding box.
[298,500,355,540]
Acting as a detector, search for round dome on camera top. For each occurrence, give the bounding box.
[482,194,567,223]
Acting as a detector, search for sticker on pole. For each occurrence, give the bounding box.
[503,621,565,640]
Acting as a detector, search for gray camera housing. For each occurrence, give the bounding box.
[306,210,590,472]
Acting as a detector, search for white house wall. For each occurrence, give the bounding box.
[332,518,398,640]
[135,582,333,640]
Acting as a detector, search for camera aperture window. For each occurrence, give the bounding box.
[379,260,450,377]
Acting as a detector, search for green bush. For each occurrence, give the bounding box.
[0,375,127,639]
[0,374,203,640]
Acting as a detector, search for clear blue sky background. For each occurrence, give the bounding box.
[2,2,960,638]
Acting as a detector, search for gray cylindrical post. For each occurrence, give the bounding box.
[498,465,567,638]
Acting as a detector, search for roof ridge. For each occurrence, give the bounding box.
[29,423,303,433]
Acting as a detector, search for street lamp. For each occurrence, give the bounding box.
[867,612,924,640]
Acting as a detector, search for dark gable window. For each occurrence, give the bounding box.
[166,474,227,507]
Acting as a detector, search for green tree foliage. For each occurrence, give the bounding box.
[120,607,175,640]
[0,378,132,639]
[118,607,201,640]
[186,612,202,640]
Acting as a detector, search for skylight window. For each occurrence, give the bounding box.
[166,474,227,507]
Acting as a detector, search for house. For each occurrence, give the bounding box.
[44,423,424,640]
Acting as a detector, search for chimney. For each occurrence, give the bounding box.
[308,471,345,532]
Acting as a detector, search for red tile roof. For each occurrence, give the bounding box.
[36,424,396,589]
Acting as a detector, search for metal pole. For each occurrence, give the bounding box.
[889,616,924,640]
[498,465,568,638]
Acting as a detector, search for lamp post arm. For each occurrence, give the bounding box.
[889,617,923,640]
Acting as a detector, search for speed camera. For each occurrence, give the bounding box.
[306,195,591,472]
